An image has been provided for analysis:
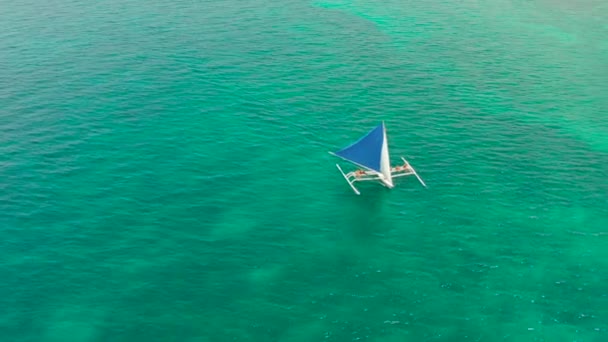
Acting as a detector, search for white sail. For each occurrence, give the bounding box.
[379,122,394,188]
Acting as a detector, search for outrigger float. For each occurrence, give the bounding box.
[329,121,426,195]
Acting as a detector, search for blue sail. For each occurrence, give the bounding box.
[333,122,385,173]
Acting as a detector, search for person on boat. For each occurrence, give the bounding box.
[394,162,410,172]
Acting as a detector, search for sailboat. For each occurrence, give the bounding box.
[329,121,426,195]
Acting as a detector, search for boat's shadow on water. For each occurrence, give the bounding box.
[343,185,392,241]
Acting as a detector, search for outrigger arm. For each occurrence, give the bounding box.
[394,157,427,187]
[335,164,361,195]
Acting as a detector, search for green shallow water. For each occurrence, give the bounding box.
[1,0,607,341]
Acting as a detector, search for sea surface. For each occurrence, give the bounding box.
[1,0,607,341]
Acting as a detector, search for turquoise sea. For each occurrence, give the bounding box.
[1,0,607,341]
